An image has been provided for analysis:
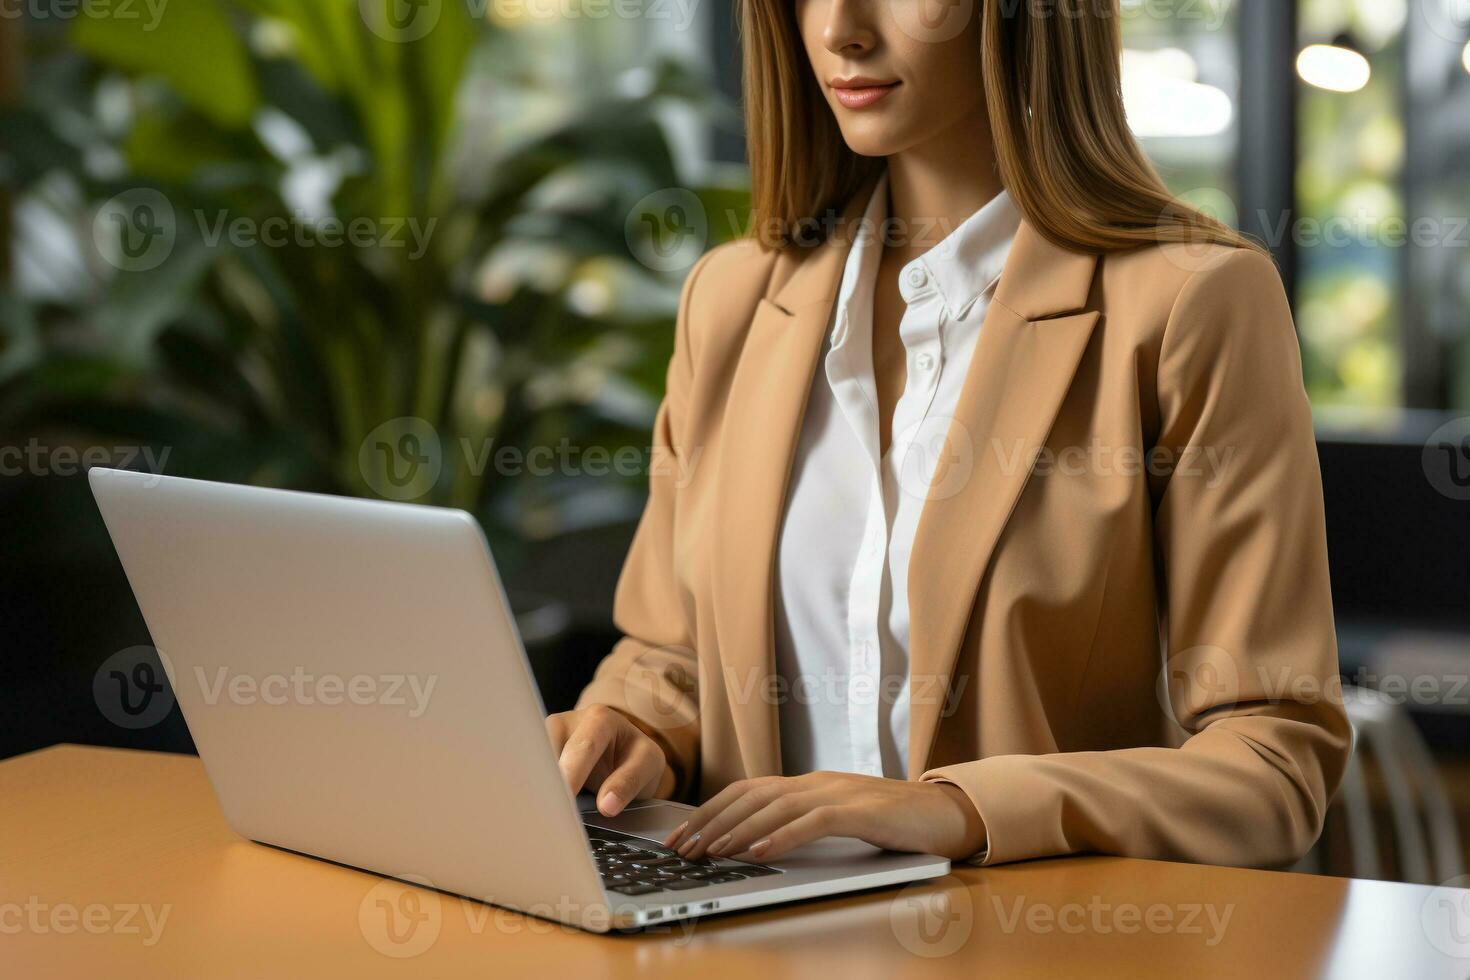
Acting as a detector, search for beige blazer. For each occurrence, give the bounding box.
[577,193,1351,869]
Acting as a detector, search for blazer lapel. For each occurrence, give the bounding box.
[905,224,1101,777]
[710,209,866,778]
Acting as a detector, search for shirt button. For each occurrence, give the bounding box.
[907,268,928,289]
[915,352,936,372]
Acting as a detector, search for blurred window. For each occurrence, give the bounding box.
[1126,0,1470,414]
[1121,0,1243,225]
[1296,0,1408,410]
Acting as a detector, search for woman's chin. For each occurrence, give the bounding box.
[835,125,908,160]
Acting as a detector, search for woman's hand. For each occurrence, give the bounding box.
[662,772,987,863]
[545,705,675,817]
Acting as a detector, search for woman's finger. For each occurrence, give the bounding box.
[545,714,570,755]
[671,777,790,857]
[743,804,857,862]
[707,790,828,859]
[664,778,763,850]
[681,781,790,859]
[556,712,617,796]
[594,735,665,816]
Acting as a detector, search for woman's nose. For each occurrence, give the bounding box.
[823,0,878,57]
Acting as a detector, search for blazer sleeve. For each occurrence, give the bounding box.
[921,248,1353,868]
[572,251,715,800]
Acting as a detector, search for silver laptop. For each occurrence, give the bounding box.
[88,467,948,932]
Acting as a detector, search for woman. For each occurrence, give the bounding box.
[546,0,1350,868]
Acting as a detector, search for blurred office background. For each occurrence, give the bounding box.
[1,0,1467,884]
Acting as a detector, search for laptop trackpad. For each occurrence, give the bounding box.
[582,803,689,843]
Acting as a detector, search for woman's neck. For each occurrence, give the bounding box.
[884,118,1003,263]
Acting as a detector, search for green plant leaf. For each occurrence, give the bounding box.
[72,0,259,129]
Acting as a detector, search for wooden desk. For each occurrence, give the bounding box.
[5,745,1469,979]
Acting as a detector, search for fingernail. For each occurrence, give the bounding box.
[664,821,688,848]
[599,791,621,815]
[750,839,771,857]
[709,833,732,856]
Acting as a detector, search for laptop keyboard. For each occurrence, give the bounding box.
[586,825,782,896]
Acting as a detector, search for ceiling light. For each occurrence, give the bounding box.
[1297,36,1372,93]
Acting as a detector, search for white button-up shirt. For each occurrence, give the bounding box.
[774,174,1021,779]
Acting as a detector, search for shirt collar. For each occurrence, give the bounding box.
[854,171,1023,322]
[828,175,889,349]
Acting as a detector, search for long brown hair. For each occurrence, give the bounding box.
[737,0,1261,255]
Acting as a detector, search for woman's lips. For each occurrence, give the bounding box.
[831,81,899,110]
